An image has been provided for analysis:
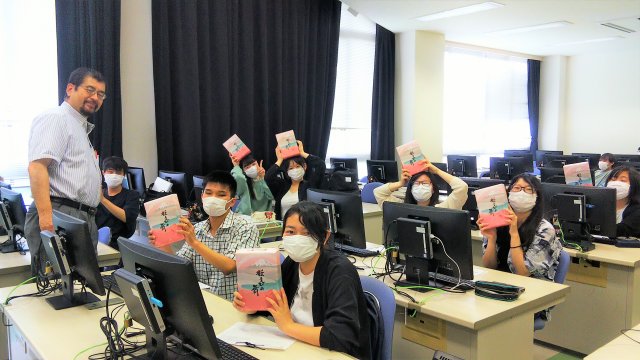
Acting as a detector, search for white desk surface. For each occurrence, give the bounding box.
[361,202,382,216]
[586,322,640,359]
[0,283,352,360]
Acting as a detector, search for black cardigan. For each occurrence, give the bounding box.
[281,250,371,360]
[618,203,640,237]
[265,154,326,219]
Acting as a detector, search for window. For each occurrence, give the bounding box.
[325,5,376,179]
[443,46,530,171]
[0,1,58,188]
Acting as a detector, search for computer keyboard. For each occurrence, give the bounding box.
[334,243,380,257]
[102,274,122,297]
[590,235,615,245]
[217,339,259,360]
[428,272,475,291]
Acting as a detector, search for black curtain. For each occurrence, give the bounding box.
[527,59,541,154]
[55,0,123,159]
[370,24,395,160]
[151,0,341,176]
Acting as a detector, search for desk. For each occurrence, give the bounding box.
[0,283,351,360]
[586,322,640,359]
[362,202,382,245]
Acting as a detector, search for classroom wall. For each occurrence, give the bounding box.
[120,0,158,186]
[539,55,568,151]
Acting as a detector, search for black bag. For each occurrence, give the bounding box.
[323,166,359,192]
[363,290,385,360]
[139,185,172,216]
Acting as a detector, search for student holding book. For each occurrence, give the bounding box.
[265,140,326,219]
[232,201,371,359]
[148,171,259,301]
[229,154,274,215]
[605,166,640,237]
[595,153,616,187]
[373,159,468,210]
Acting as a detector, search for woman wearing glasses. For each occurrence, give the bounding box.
[373,159,468,210]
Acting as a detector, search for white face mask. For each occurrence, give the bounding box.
[244,165,259,179]
[283,234,318,263]
[598,161,609,172]
[287,167,305,181]
[202,196,232,217]
[607,180,630,200]
[509,191,537,213]
[104,174,124,188]
[411,184,433,203]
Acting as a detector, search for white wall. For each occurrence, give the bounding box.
[120,0,157,185]
[539,56,567,151]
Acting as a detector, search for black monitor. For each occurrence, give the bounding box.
[307,189,367,249]
[40,210,105,309]
[460,177,506,229]
[192,175,206,204]
[625,161,640,172]
[366,160,398,183]
[0,181,11,190]
[330,157,359,179]
[382,202,473,286]
[613,154,640,163]
[504,150,534,172]
[446,155,477,178]
[117,237,225,359]
[159,170,189,207]
[431,162,451,195]
[543,154,580,168]
[571,153,601,169]
[127,167,147,198]
[540,183,616,251]
[535,150,563,168]
[489,157,528,182]
[0,188,27,253]
[540,167,566,184]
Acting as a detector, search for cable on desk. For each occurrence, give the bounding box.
[619,328,640,345]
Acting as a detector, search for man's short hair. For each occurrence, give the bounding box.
[102,156,129,173]
[68,67,105,86]
[203,170,237,198]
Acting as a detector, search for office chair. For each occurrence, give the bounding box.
[98,227,111,245]
[360,275,395,360]
[362,182,383,204]
[534,250,570,331]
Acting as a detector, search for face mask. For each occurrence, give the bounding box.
[287,167,305,181]
[598,161,609,172]
[202,196,232,217]
[283,234,318,263]
[509,191,537,213]
[244,165,259,179]
[104,174,124,188]
[607,181,630,200]
[411,184,433,202]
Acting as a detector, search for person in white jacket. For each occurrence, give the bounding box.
[374,160,468,210]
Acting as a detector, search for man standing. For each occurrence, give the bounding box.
[25,67,106,275]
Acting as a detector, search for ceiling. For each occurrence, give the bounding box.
[340,0,640,56]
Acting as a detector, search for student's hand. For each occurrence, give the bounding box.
[506,206,519,235]
[229,153,240,167]
[257,160,266,179]
[39,214,54,233]
[265,288,295,332]
[477,218,497,242]
[176,217,199,246]
[147,230,158,246]
[232,291,257,314]
[275,146,284,165]
[398,169,411,187]
[423,159,439,174]
[297,140,309,158]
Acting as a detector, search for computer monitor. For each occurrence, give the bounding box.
[489,157,528,182]
[431,162,451,195]
[39,210,105,310]
[330,157,359,179]
[460,177,506,229]
[192,175,206,204]
[382,202,473,286]
[540,167,566,184]
[117,237,224,359]
[535,150,563,167]
[0,188,27,253]
[571,153,601,169]
[0,181,11,190]
[366,160,399,183]
[307,189,367,249]
[158,170,189,207]
[613,154,640,163]
[504,150,534,172]
[540,183,616,251]
[543,154,580,168]
[127,167,147,198]
[625,161,640,172]
[447,155,477,178]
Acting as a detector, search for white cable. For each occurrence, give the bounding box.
[432,235,462,290]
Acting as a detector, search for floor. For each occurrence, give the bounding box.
[534,341,584,360]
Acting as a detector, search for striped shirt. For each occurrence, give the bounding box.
[28,102,102,207]
[176,212,260,301]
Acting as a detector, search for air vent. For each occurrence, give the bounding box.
[601,22,636,33]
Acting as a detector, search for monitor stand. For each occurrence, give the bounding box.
[395,256,436,293]
[46,273,101,310]
[0,230,25,254]
[561,221,595,252]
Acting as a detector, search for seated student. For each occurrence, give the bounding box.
[373,159,468,210]
[595,153,616,187]
[606,166,640,237]
[265,140,325,219]
[229,154,274,216]
[149,170,259,301]
[232,201,371,359]
[95,156,140,249]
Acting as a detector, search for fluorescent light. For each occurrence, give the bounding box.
[490,21,572,35]
[553,36,623,46]
[416,2,504,22]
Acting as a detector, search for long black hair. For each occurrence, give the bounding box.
[240,155,257,200]
[403,171,440,206]
[282,201,328,250]
[500,173,545,250]
[606,166,640,206]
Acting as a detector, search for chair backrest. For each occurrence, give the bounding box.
[98,227,111,245]
[554,250,570,284]
[362,182,383,204]
[360,275,395,360]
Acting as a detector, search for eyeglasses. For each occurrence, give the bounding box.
[414,181,431,186]
[82,85,107,100]
[511,186,534,194]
